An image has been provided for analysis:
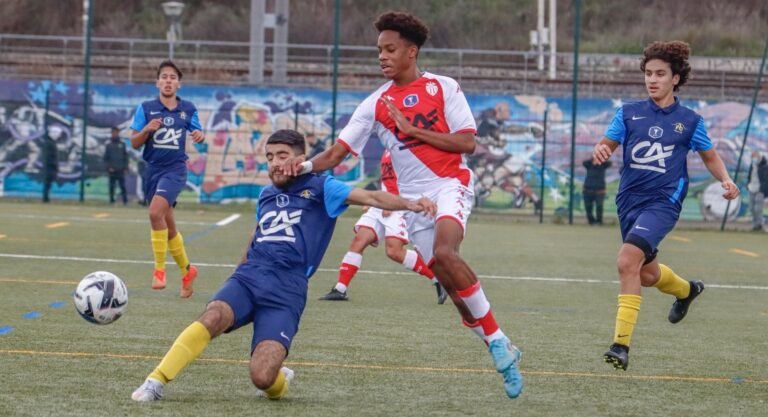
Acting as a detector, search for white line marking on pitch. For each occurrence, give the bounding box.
[0,252,766,291]
[216,214,241,226]
[0,213,210,226]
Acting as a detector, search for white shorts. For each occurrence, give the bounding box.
[353,207,409,247]
[405,182,474,262]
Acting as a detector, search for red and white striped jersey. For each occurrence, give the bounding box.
[338,72,477,196]
[380,150,399,195]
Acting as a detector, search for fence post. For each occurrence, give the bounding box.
[539,109,548,224]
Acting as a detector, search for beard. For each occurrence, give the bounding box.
[269,170,294,188]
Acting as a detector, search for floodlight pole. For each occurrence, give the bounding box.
[162,1,185,60]
[719,33,768,231]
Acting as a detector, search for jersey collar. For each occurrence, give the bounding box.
[647,96,679,114]
[154,96,182,111]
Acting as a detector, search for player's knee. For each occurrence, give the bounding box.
[199,301,233,337]
[148,207,165,224]
[433,245,459,266]
[385,245,404,263]
[616,255,641,277]
[249,366,275,390]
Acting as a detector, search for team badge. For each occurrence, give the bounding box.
[403,94,419,107]
[276,194,289,207]
[674,122,684,134]
[179,111,187,120]
[163,117,175,126]
[648,126,663,139]
[300,189,313,199]
[425,81,438,96]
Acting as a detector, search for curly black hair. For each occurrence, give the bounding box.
[374,11,429,48]
[640,41,691,91]
[157,60,183,80]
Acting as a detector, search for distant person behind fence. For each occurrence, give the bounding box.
[747,151,768,232]
[582,158,612,225]
[41,133,58,203]
[306,133,326,158]
[104,127,129,205]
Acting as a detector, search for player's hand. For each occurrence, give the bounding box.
[190,130,205,143]
[382,210,392,217]
[144,118,162,133]
[380,97,415,137]
[721,180,740,200]
[593,143,613,164]
[280,155,307,176]
[407,197,437,217]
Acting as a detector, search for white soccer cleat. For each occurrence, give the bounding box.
[131,378,164,402]
[255,367,294,398]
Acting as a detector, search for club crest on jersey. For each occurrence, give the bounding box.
[674,122,684,134]
[648,126,663,139]
[403,94,419,107]
[163,117,175,126]
[300,189,313,199]
[629,140,675,173]
[425,81,438,96]
[179,111,187,120]
[276,194,289,207]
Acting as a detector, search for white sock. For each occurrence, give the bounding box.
[334,283,348,292]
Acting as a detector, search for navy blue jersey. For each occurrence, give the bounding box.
[130,97,202,168]
[248,174,353,278]
[605,98,712,208]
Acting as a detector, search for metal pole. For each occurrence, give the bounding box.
[330,0,340,145]
[537,0,545,71]
[549,0,557,79]
[539,109,548,224]
[720,33,768,231]
[294,102,299,131]
[248,0,266,84]
[568,0,581,225]
[80,0,93,202]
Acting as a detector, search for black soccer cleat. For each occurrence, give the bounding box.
[603,343,629,371]
[668,280,705,324]
[318,287,348,301]
[434,282,448,305]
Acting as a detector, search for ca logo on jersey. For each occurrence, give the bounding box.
[629,140,675,173]
[152,127,182,149]
[257,209,302,242]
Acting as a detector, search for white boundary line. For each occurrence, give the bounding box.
[1,252,766,291]
[216,214,241,226]
[0,213,211,226]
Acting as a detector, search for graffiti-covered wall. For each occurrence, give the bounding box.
[1,79,766,221]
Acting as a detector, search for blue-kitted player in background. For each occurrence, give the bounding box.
[132,129,436,402]
[130,60,205,298]
[592,41,739,371]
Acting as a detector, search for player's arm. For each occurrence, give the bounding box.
[345,188,436,217]
[188,109,205,144]
[699,149,739,200]
[282,142,350,176]
[593,137,620,164]
[379,97,475,154]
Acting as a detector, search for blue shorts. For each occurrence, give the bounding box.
[210,263,307,354]
[618,199,680,263]
[144,164,187,207]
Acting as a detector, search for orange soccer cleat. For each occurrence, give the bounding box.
[180,265,198,298]
[152,269,166,290]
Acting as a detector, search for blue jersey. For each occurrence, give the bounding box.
[130,97,202,168]
[605,98,712,209]
[247,174,353,279]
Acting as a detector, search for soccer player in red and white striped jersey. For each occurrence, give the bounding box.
[318,151,447,303]
[283,11,522,399]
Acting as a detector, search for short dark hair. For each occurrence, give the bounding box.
[266,129,305,155]
[640,41,691,92]
[374,11,429,48]
[157,60,183,80]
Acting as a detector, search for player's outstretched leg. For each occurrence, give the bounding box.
[653,264,704,323]
[319,251,361,301]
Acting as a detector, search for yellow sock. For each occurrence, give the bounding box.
[168,232,191,275]
[148,321,211,384]
[264,370,288,400]
[613,294,642,347]
[654,264,691,299]
[151,229,168,271]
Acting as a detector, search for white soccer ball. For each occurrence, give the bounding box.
[73,271,128,325]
